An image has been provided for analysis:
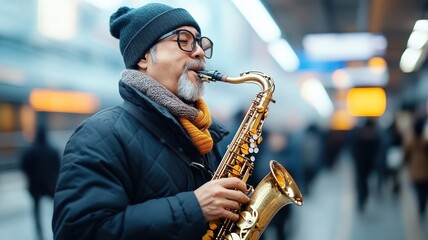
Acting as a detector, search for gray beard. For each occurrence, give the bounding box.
[177,73,204,102]
[177,61,205,102]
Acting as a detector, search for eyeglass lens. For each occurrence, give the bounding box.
[178,30,213,59]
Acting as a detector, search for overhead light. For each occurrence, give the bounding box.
[231,0,298,72]
[268,38,300,72]
[300,78,334,118]
[400,48,423,73]
[400,19,428,73]
[303,33,387,61]
[231,0,281,43]
[407,31,428,49]
[38,0,77,40]
[413,19,428,31]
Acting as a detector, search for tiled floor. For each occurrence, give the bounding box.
[286,152,428,240]
[0,171,53,240]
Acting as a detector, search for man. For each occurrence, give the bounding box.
[350,118,381,212]
[52,3,249,240]
[405,117,428,220]
[21,123,60,240]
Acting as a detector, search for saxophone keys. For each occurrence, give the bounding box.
[250,156,255,162]
[236,155,244,163]
[202,231,214,240]
[250,129,257,136]
[209,222,219,230]
[254,147,259,153]
[240,144,249,155]
[232,165,241,175]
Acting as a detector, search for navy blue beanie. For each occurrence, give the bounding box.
[110,3,201,69]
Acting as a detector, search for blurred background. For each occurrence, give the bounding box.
[1,0,428,239]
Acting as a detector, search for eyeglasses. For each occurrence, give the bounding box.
[158,29,213,59]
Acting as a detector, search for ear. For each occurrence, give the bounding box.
[136,53,150,70]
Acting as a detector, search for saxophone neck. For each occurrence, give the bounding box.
[197,70,275,95]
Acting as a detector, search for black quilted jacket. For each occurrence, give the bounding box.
[52,81,229,240]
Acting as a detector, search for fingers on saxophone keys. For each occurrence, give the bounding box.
[223,199,241,211]
[218,177,247,193]
[227,189,250,206]
[226,211,240,221]
[246,184,254,196]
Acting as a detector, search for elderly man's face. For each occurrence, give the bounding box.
[138,26,207,102]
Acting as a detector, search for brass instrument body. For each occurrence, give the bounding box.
[232,160,303,240]
[197,70,303,240]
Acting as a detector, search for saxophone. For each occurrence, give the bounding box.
[197,70,303,240]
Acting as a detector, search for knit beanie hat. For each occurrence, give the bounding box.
[110,3,201,69]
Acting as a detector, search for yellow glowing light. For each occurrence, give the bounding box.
[0,103,14,131]
[29,89,99,114]
[20,105,36,142]
[368,57,387,74]
[347,88,386,117]
[368,57,386,68]
[330,109,355,131]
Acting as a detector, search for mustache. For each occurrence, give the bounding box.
[184,59,206,72]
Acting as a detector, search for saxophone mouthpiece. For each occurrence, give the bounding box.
[196,70,226,82]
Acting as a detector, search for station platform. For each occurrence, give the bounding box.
[0,152,427,240]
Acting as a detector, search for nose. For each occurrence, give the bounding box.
[191,43,205,59]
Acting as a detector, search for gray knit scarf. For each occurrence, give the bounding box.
[120,69,198,121]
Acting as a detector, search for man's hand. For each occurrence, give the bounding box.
[194,178,250,222]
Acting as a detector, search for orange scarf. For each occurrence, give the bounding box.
[179,99,213,155]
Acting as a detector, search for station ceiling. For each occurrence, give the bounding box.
[263,0,427,93]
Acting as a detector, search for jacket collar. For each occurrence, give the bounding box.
[118,80,229,145]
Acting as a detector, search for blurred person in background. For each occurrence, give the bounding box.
[300,123,323,196]
[52,3,250,240]
[377,118,403,197]
[404,116,428,220]
[20,123,60,240]
[323,129,346,170]
[350,118,381,212]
